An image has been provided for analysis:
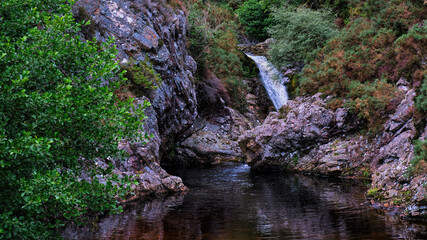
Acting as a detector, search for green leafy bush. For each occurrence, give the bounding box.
[268,6,338,67]
[121,57,162,90]
[236,0,272,40]
[237,0,349,41]
[345,79,398,132]
[407,139,427,176]
[0,0,147,238]
[395,21,427,109]
[185,0,248,112]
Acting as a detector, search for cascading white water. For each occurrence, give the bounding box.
[245,53,288,110]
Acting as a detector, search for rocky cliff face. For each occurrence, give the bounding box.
[239,82,427,218]
[74,0,197,152]
[73,0,197,196]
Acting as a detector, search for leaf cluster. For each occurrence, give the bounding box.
[121,57,162,91]
[0,0,148,238]
[236,0,272,40]
[268,6,338,67]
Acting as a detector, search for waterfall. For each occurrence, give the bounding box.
[245,53,288,110]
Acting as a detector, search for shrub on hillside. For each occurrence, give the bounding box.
[296,0,427,136]
[299,18,397,97]
[345,79,399,132]
[268,6,338,68]
[236,0,272,40]
[395,21,427,89]
[185,0,248,112]
[407,139,427,176]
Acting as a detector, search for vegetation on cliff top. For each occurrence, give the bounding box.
[184,0,249,113]
[0,0,148,238]
[268,6,338,67]
[297,0,426,168]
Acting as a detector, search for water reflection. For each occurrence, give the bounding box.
[68,163,427,239]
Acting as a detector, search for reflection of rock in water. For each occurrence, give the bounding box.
[250,174,426,239]
[62,194,185,240]
[250,175,369,239]
[65,164,427,240]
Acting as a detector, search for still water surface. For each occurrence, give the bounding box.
[76,163,427,239]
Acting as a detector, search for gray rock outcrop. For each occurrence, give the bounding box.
[170,107,254,167]
[239,93,358,172]
[239,88,426,218]
[73,0,197,196]
[74,0,197,154]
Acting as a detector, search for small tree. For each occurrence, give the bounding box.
[237,0,272,40]
[268,6,338,67]
[0,0,148,238]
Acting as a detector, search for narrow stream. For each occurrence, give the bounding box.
[68,163,427,239]
[245,53,288,110]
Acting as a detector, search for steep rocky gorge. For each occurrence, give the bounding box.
[73,0,426,220]
[73,0,263,197]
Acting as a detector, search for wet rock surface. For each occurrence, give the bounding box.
[239,39,271,56]
[239,89,427,218]
[164,69,272,168]
[169,107,255,167]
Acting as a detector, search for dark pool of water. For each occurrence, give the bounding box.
[69,163,427,239]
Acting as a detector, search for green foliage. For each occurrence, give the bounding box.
[297,0,426,134]
[395,21,427,112]
[354,0,421,34]
[122,57,162,90]
[185,0,248,112]
[406,139,427,177]
[345,79,398,132]
[416,73,427,112]
[236,0,349,40]
[0,0,147,238]
[292,153,299,166]
[268,6,338,67]
[362,169,372,178]
[366,188,381,199]
[236,0,272,40]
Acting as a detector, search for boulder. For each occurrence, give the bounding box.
[171,107,254,167]
[239,93,357,172]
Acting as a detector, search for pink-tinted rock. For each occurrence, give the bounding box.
[239,89,426,218]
